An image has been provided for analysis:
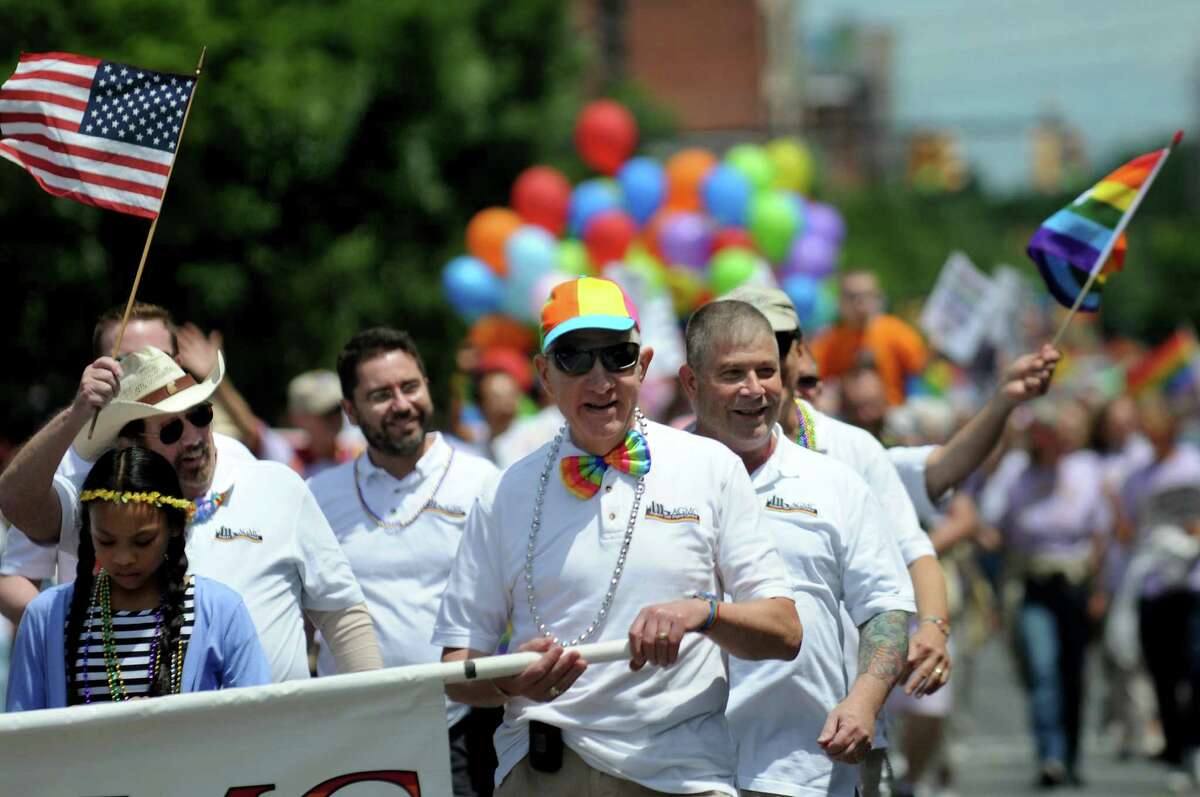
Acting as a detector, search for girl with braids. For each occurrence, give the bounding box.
[6,446,270,710]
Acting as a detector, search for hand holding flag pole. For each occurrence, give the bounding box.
[87,46,207,439]
[1047,130,1183,347]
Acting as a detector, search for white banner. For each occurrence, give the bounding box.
[0,639,631,797]
[919,251,995,365]
[1,665,452,797]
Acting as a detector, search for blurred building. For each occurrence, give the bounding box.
[575,0,802,148]
[1030,113,1088,194]
[576,2,896,187]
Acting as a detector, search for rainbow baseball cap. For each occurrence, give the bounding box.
[540,277,640,351]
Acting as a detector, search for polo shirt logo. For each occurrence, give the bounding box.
[644,501,701,523]
[423,501,467,520]
[765,495,819,516]
[214,526,264,543]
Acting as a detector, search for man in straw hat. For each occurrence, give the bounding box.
[0,345,382,682]
[679,297,914,797]
[0,302,257,625]
[433,276,801,796]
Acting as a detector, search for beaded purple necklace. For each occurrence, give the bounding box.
[78,571,164,704]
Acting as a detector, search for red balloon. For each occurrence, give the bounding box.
[511,166,571,236]
[575,100,638,175]
[583,210,637,268]
[711,227,757,255]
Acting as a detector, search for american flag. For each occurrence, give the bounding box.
[0,52,196,219]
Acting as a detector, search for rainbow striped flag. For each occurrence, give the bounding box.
[1027,144,1172,311]
[1126,330,1199,396]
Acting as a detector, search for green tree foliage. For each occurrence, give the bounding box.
[1,0,584,437]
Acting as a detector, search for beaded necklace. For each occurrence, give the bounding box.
[191,485,233,526]
[353,446,455,529]
[525,410,648,647]
[81,571,187,703]
[794,398,818,451]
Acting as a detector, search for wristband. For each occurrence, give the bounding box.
[920,616,950,637]
[690,591,720,632]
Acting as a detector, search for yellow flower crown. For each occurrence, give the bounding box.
[79,489,196,521]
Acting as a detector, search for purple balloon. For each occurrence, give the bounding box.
[658,212,714,270]
[802,201,846,245]
[782,231,839,279]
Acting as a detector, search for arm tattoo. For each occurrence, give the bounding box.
[857,610,909,685]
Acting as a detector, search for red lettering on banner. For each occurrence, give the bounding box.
[304,770,421,796]
[223,771,420,797]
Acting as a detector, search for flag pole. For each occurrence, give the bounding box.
[88,46,207,438]
[1050,129,1183,347]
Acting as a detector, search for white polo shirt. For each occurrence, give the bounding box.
[886,444,947,527]
[2,434,254,584]
[798,400,933,565]
[308,432,498,727]
[56,444,364,682]
[432,420,792,796]
[728,430,915,797]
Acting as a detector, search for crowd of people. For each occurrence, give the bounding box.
[0,269,1197,797]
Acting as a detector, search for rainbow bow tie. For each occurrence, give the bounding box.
[560,429,651,499]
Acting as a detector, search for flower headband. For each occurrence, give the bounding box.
[79,489,196,522]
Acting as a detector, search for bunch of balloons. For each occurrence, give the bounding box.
[442,99,844,337]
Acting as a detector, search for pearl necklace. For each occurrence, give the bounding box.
[525,410,648,646]
[353,445,455,529]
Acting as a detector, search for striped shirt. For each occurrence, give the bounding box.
[67,582,195,703]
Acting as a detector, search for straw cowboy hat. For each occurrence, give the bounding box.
[74,346,225,461]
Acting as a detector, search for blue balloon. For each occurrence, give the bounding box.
[780,273,820,329]
[442,255,503,322]
[702,164,752,226]
[618,157,665,225]
[568,179,622,237]
[503,226,557,320]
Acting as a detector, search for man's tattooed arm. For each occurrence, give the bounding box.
[857,610,910,686]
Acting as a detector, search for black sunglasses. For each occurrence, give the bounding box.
[551,342,640,376]
[148,403,214,445]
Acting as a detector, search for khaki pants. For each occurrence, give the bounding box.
[496,747,727,797]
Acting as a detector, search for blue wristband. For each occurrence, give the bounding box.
[691,591,720,631]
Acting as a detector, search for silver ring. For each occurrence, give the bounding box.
[933,666,945,676]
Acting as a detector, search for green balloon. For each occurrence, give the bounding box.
[708,247,758,296]
[625,244,667,295]
[726,144,774,193]
[748,191,800,263]
[557,239,593,275]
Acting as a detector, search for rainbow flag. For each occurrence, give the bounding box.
[1126,330,1199,396]
[1027,144,1171,311]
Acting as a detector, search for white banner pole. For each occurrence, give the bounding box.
[393,639,632,685]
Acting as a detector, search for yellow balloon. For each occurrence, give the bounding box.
[767,138,814,195]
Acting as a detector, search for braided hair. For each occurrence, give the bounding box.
[64,446,191,704]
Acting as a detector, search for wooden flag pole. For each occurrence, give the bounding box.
[88,46,207,438]
[1050,129,1183,348]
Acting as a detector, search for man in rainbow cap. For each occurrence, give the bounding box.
[434,276,801,796]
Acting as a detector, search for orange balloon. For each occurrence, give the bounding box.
[466,207,523,276]
[640,209,670,262]
[665,149,717,212]
[467,315,537,353]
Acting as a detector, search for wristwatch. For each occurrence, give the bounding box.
[690,591,720,631]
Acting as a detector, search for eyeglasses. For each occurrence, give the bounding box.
[551,342,640,376]
[775,330,801,357]
[148,403,214,445]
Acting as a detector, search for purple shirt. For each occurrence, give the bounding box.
[1121,443,1200,596]
[999,450,1112,562]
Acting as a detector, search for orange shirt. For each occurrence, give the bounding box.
[811,314,928,405]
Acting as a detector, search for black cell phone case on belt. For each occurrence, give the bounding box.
[529,720,564,773]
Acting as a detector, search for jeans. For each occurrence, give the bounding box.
[1015,576,1089,772]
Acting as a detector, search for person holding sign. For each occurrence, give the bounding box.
[434,277,800,796]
